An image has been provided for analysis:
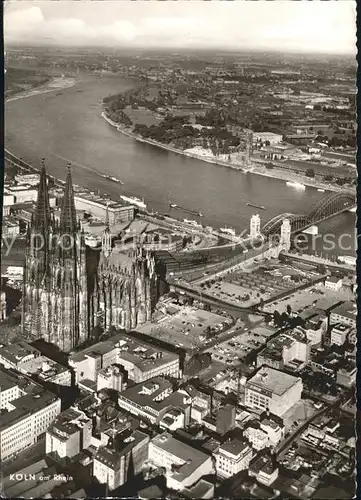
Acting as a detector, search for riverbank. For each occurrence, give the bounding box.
[101,111,348,193]
[101,112,246,171]
[6,76,76,103]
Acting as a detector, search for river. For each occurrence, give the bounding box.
[5,73,355,257]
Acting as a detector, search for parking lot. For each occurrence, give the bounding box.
[205,322,276,366]
[262,282,351,315]
[199,259,322,308]
[137,306,233,351]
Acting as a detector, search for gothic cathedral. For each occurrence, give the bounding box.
[23,162,158,352]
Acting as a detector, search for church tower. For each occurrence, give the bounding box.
[22,159,53,337]
[48,163,88,351]
[23,161,89,352]
[101,202,112,259]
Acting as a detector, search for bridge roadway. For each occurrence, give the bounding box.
[261,191,356,237]
[282,252,355,273]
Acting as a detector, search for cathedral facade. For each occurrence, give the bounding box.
[23,163,158,352]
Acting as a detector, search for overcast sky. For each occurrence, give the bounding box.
[4,1,356,55]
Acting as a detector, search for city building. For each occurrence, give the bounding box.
[253,132,283,145]
[330,323,350,346]
[149,432,214,491]
[244,417,285,451]
[117,377,191,426]
[330,302,357,329]
[214,438,253,478]
[250,214,261,239]
[3,193,15,212]
[142,229,184,253]
[182,479,214,499]
[260,417,285,447]
[299,315,328,347]
[159,408,185,431]
[336,366,356,387]
[5,185,38,204]
[74,195,135,224]
[249,452,279,487]
[15,173,40,186]
[257,332,310,371]
[244,425,269,451]
[190,393,211,424]
[245,367,303,417]
[216,404,236,436]
[2,220,19,237]
[46,407,92,458]
[69,333,180,385]
[325,275,343,291]
[0,340,71,386]
[93,429,149,490]
[0,368,61,461]
[97,365,126,392]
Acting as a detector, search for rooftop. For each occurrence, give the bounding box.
[327,276,342,283]
[0,383,59,432]
[0,340,68,378]
[118,377,190,415]
[0,366,19,391]
[249,453,277,475]
[74,192,132,210]
[151,431,210,481]
[218,438,250,458]
[69,333,178,376]
[259,332,307,362]
[47,407,91,441]
[183,479,214,499]
[331,301,357,321]
[247,366,301,396]
[95,429,149,469]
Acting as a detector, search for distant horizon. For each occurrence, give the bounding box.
[5,41,356,61]
[4,1,356,56]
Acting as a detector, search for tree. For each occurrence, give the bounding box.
[286,304,292,315]
[305,168,315,178]
[281,311,289,324]
[273,310,281,326]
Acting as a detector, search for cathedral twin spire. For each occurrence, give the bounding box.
[60,162,78,234]
[102,201,112,258]
[33,158,51,234]
[33,159,78,235]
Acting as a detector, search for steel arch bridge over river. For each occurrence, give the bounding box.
[261,191,356,237]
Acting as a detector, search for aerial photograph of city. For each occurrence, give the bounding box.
[0,1,357,499]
